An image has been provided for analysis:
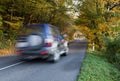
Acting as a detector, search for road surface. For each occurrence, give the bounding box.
[0,40,87,81]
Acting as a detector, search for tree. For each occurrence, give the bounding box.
[75,0,120,49]
[0,0,74,48]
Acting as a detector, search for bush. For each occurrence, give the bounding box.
[104,35,120,70]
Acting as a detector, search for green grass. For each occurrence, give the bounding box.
[77,53,120,81]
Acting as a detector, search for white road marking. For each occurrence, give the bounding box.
[0,61,24,71]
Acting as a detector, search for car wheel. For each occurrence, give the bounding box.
[62,48,69,56]
[27,32,44,50]
[49,50,60,63]
[53,53,60,62]
[62,52,68,56]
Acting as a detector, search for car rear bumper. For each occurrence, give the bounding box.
[16,49,50,57]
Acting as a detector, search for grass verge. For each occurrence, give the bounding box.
[77,53,120,81]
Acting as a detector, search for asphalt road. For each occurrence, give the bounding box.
[0,40,87,81]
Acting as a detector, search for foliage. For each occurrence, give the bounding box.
[104,34,120,69]
[77,53,120,81]
[0,15,2,26]
[0,0,74,49]
[75,0,120,49]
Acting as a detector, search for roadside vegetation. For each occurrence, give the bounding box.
[77,53,120,81]
[77,0,120,81]
[77,34,120,81]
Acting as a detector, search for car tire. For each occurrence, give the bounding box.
[62,48,69,56]
[50,54,60,63]
[62,52,68,56]
[53,53,60,62]
[49,50,60,63]
[27,32,44,50]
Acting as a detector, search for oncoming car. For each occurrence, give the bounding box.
[16,24,69,62]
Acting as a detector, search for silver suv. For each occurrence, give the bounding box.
[16,24,69,62]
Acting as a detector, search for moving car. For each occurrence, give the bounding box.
[16,24,69,62]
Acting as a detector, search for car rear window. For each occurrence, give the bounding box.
[18,24,43,35]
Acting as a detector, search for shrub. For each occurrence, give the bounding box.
[104,34,120,70]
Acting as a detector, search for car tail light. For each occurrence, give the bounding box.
[16,51,20,55]
[44,43,52,47]
[40,51,48,55]
[44,39,53,47]
[16,50,24,55]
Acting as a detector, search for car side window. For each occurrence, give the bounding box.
[50,26,58,37]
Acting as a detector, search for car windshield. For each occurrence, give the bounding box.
[18,24,43,36]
